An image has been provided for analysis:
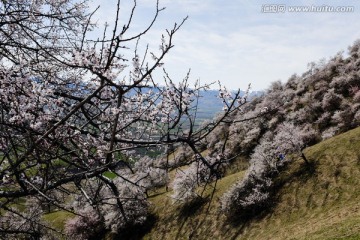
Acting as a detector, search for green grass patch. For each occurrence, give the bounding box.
[103,171,117,179]
[43,211,74,231]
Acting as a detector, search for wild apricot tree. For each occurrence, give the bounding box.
[0,0,247,237]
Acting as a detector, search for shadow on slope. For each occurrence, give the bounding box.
[143,127,360,240]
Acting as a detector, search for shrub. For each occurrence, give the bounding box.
[221,170,272,218]
[65,206,104,239]
[321,126,339,140]
[66,177,149,235]
[101,179,149,233]
[322,89,343,111]
[0,199,49,239]
[171,152,227,203]
[221,133,276,217]
[171,167,199,203]
[133,156,169,193]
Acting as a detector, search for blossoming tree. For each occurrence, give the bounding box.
[0,0,247,237]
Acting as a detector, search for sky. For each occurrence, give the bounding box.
[88,0,360,91]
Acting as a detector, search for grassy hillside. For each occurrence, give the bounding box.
[142,126,360,240]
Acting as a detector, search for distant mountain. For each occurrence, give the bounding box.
[195,90,264,122]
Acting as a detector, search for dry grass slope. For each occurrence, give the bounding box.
[143,126,360,240]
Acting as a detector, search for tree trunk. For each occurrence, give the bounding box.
[301,151,310,165]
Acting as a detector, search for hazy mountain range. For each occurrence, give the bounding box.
[195,90,264,122]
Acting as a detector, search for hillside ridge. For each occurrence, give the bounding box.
[142,126,360,240]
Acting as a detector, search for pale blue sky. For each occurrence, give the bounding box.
[89,0,360,90]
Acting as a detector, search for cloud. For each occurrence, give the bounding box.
[86,0,360,90]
